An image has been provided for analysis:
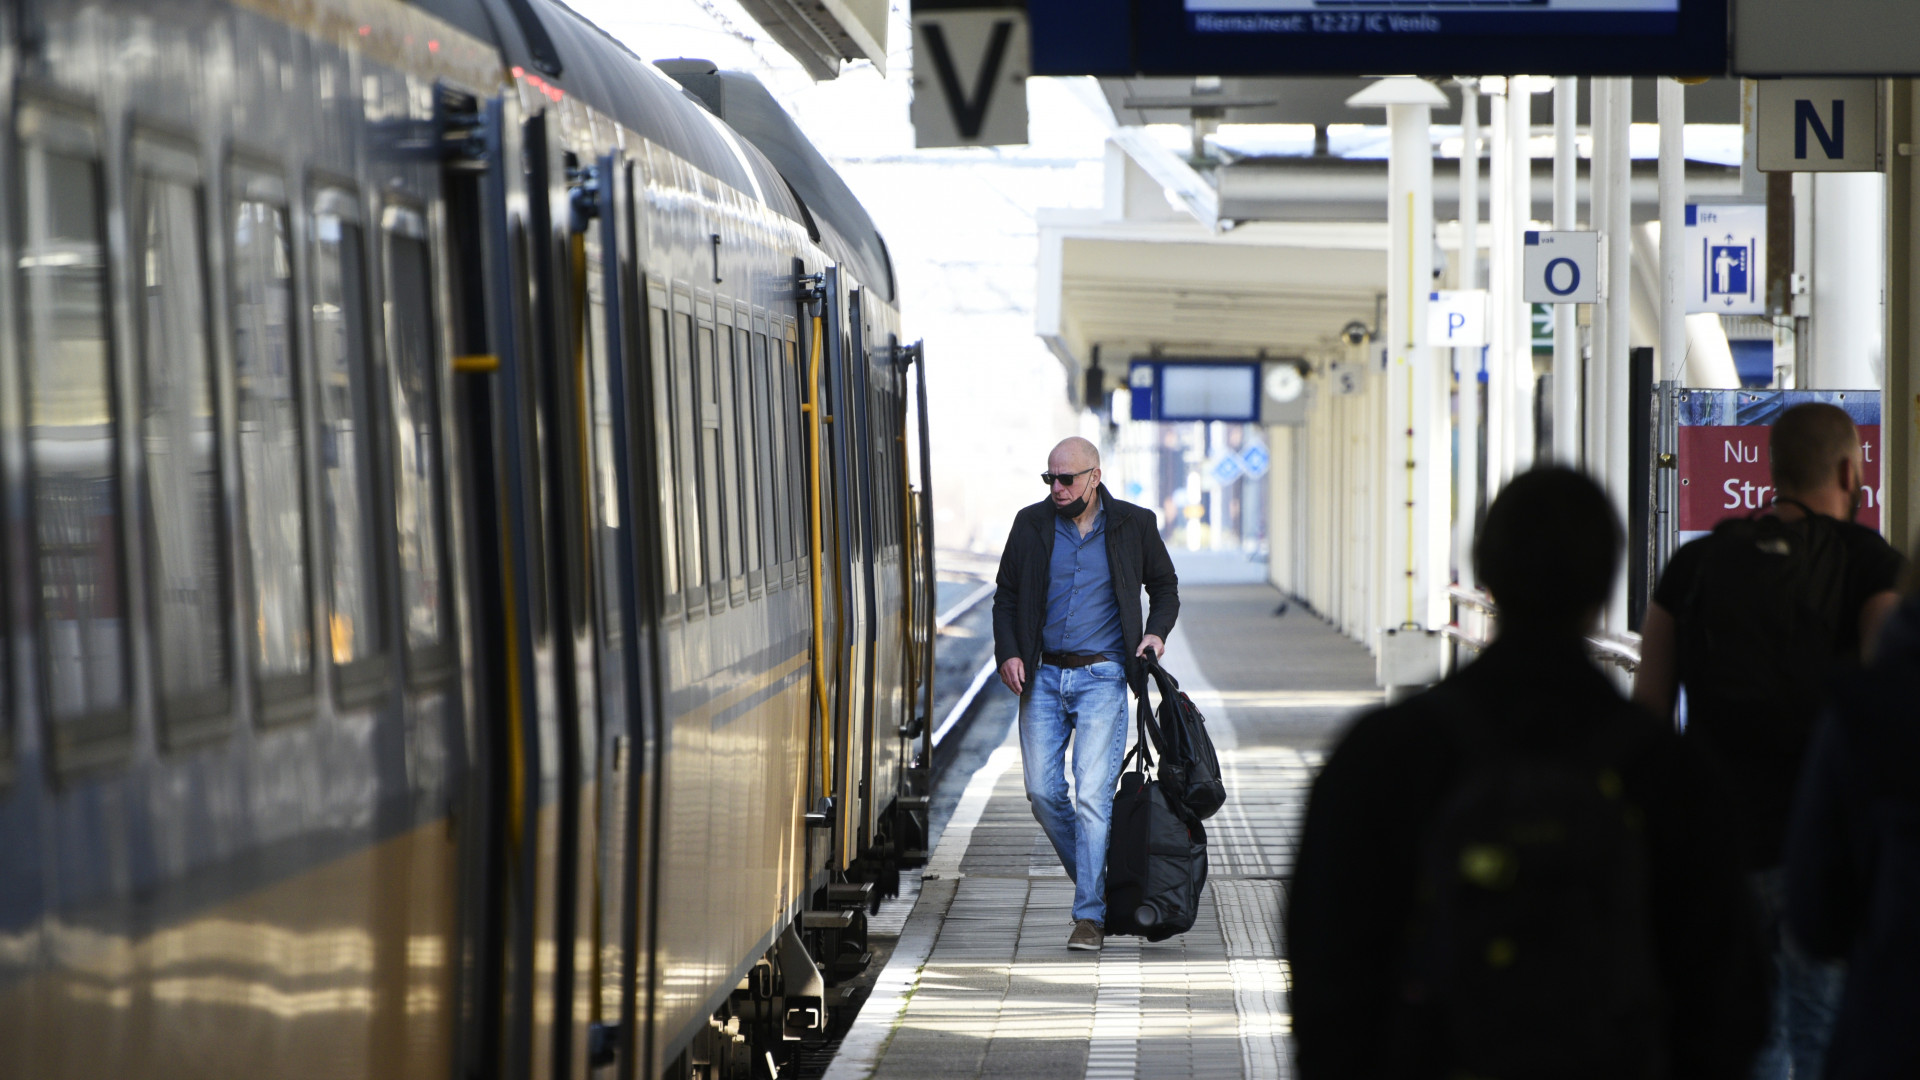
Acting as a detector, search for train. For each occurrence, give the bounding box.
[0,1,937,1078]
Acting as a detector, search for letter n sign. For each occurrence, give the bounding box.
[911,10,1030,148]
[1758,79,1879,172]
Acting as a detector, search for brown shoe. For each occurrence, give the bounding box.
[1067,919,1104,951]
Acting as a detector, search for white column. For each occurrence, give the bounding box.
[1456,80,1482,593]
[1603,77,1634,633]
[1350,77,1451,634]
[1659,78,1687,384]
[1553,76,1580,463]
[1810,173,1888,389]
[1486,78,1510,493]
[1588,78,1611,470]
[1510,81,1535,476]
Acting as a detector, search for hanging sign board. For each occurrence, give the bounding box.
[1522,231,1600,304]
[1428,290,1488,348]
[911,10,1030,148]
[1674,389,1881,544]
[1756,80,1879,172]
[1684,204,1767,315]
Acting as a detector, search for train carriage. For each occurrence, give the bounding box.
[0,1,935,1078]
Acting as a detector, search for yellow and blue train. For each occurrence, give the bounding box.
[0,1,936,1077]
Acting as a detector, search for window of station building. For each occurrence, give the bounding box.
[232,189,313,717]
[646,297,681,610]
[670,306,704,604]
[311,193,387,691]
[714,320,743,594]
[384,212,451,673]
[696,319,726,605]
[135,153,231,736]
[18,111,130,759]
[734,325,762,580]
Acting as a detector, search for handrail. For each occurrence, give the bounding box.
[803,314,832,800]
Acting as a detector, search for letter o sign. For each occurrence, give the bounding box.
[1544,257,1580,297]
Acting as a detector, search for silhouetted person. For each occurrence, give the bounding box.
[1290,467,1766,1080]
[1635,402,1905,1080]
[1783,566,1920,1080]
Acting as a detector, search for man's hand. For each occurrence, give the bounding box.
[997,657,1026,695]
[1136,634,1165,661]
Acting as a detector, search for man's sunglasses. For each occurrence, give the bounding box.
[1041,467,1094,488]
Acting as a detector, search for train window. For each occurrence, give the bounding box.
[384,214,451,670]
[583,227,620,644]
[696,321,726,602]
[783,336,807,566]
[18,112,130,755]
[312,193,387,688]
[714,322,743,594]
[135,157,231,734]
[734,326,761,578]
[753,331,784,573]
[671,308,703,600]
[646,299,680,607]
[232,191,314,717]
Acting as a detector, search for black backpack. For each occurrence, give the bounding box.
[1139,656,1227,821]
[1104,709,1208,941]
[1677,509,1850,726]
[1396,699,1665,1080]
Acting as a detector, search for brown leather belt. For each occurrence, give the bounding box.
[1042,651,1110,669]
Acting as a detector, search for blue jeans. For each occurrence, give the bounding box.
[1751,868,1845,1080]
[1019,660,1131,924]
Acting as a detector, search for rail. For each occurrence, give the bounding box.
[1445,585,1643,672]
[935,581,996,630]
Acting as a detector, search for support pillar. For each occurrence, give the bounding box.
[1603,77,1634,633]
[1456,79,1482,593]
[1553,77,1580,464]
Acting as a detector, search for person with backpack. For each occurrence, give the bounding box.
[1634,402,1905,1080]
[993,436,1180,952]
[1289,467,1767,1080]
[1782,570,1920,1080]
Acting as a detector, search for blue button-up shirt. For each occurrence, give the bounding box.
[1041,505,1125,661]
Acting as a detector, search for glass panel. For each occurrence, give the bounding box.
[648,306,679,597]
[138,173,228,710]
[735,327,760,575]
[312,208,383,666]
[585,231,620,644]
[785,338,807,562]
[697,325,725,584]
[21,145,127,725]
[715,325,741,581]
[387,233,447,653]
[754,332,784,568]
[233,199,311,682]
[670,312,702,590]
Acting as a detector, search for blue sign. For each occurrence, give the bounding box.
[1240,444,1271,480]
[1208,454,1245,487]
[1708,245,1749,299]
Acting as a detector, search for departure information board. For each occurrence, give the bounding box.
[1029,0,1725,76]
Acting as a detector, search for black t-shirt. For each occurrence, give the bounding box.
[1653,511,1904,868]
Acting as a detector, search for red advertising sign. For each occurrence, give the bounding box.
[1677,422,1882,538]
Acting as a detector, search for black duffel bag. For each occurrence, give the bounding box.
[1104,710,1208,941]
[1140,655,1227,821]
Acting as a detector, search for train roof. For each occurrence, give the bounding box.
[411,0,893,301]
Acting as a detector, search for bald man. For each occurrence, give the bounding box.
[992,436,1180,951]
[1635,402,1905,1080]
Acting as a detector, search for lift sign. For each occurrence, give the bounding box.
[1675,389,1880,543]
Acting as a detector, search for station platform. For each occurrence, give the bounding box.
[826,584,1383,1080]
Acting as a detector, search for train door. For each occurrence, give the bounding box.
[573,153,661,1080]
[817,267,867,862]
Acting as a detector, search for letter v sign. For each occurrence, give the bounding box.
[922,19,1014,142]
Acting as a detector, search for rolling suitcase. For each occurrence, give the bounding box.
[1104,703,1208,941]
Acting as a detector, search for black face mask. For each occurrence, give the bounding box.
[1053,494,1088,519]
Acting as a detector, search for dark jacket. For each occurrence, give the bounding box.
[1784,593,1920,1080]
[1288,632,1768,1080]
[992,484,1179,694]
